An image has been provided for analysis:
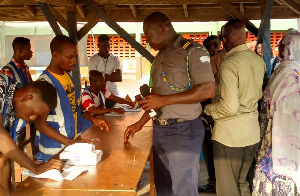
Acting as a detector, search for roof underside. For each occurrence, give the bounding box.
[0,0,299,22]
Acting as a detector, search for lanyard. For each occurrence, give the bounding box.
[162,46,209,92]
[102,57,108,71]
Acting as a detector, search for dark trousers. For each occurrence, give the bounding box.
[153,118,205,196]
[202,129,216,184]
[213,141,259,196]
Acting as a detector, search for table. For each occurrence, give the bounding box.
[11,111,154,196]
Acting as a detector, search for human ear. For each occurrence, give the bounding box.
[160,25,166,33]
[21,94,33,102]
[52,51,58,58]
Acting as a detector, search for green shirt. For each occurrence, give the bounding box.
[205,44,266,147]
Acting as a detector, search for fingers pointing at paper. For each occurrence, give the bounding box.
[35,159,65,174]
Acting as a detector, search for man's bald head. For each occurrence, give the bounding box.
[143,12,177,51]
[222,19,246,51]
[143,11,172,28]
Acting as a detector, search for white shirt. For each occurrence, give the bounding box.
[88,53,121,96]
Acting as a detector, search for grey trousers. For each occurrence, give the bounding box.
[213,141,259,196]
[153,117,205,196]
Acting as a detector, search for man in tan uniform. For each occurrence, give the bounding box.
[124,12,215,196]
[205,19,265,196]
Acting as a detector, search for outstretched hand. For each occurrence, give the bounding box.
[112,108,125,114]
[92,118,110,131]
[124,123,142,142]
[128,101,136,108]
[34,159,64,174]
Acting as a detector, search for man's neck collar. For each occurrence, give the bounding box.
[12,57,25,66]
[98,53,110,59]
[47,64,65,75]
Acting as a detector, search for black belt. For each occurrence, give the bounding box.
[153,118,186,126]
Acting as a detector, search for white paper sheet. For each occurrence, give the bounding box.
[64,143,95,153]
[23,166,87,181]
[115,103,141,112]
[104,112,125,117]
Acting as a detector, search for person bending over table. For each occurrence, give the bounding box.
[0,74,64,194]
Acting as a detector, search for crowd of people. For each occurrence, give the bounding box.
[0,10,299,196]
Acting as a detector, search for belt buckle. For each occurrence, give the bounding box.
[156,119,169,126]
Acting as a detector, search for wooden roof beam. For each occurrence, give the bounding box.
[47,4,69,31]
[36,0,74,7]
[183,4,189,18]
[240,3,244,15]
[218,2,259,36]
[77,4,116,41]
[88,0,261,5]
[76,4,86,18]
[77,16,99,41]
[25,5,36,17]
[83,0,155,63]
[277,0,300,14]
[129,5,137,18]
[37,2,62,35]
[102,4,117,14]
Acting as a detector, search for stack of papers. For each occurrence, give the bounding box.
[60,143,103,166]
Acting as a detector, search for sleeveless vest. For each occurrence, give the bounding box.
[36,70,92,162]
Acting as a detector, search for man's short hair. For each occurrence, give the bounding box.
[203,35,221,50]
[144,11,172,27]
[50,35,76,53]
[98,34,110,43]
[12,37,30,51]
[28,80,57,111]
[89,70,104,84]
[223,19,245,39]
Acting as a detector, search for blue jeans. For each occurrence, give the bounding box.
[153,117,205,196]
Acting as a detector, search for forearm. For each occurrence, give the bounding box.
[35,116,73,146]
[135,112,151,128]
[204,99,239,120]
[205,66,239,120]
[0,129,38,173]
[110,96,131,105]
[83,111,108,125]
[38,126,73,146]
[162,82,215,106]
[89,108,112,115]
[105,71,122,82]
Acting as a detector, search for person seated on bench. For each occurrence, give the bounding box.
[81,70,135,115]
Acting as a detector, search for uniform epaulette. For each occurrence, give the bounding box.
[180,39,193,50]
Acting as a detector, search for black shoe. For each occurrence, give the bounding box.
[198,184,216,193]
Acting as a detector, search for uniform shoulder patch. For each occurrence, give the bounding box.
[180,39,193,50]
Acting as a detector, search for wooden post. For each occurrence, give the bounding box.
[67,6,81,93]
[149,146,155,196]
[257,0,275,77]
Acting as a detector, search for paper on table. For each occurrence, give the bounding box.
[114,103,141,112]
[23,166,87,181]
[61,166,87,181]
[104,112,125,117]
[64,143,95,153]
